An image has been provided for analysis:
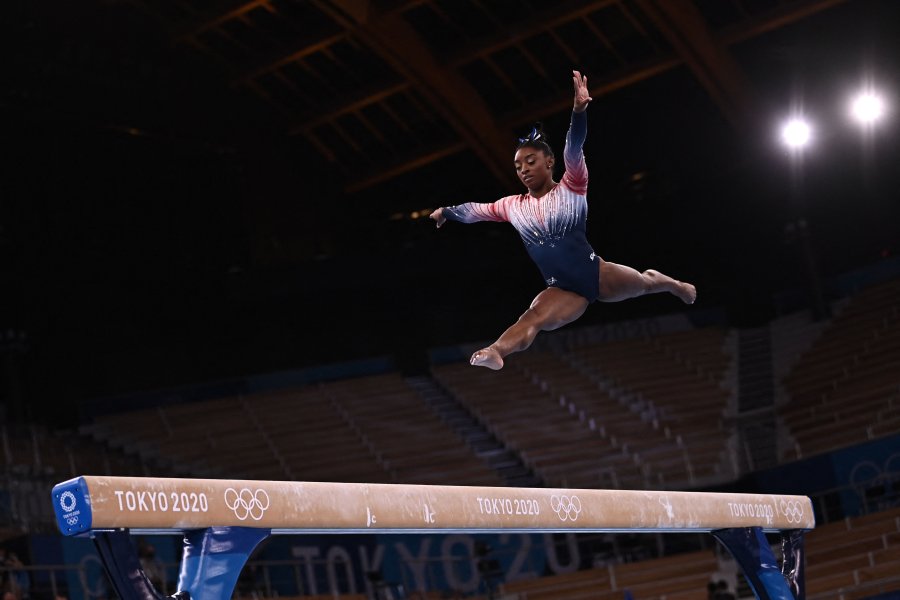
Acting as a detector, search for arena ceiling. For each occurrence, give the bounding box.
[127,0,847,192]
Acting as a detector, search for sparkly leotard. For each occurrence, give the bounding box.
[441,111,601,302]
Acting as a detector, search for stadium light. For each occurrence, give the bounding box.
[850,91,886,125]
[781,118,812,150]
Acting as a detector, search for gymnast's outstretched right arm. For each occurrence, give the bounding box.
[429,200,510,228]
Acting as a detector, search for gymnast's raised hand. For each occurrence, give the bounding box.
[572,69,592,112]
[431,70,695,370]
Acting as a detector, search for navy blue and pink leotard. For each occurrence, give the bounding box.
[441,111,601,302]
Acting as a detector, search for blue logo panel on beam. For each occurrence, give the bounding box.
[52,477,93,536]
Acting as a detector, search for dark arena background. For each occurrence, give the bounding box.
[3,0,900,598]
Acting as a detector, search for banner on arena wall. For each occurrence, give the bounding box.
[752,432,900,517]
[830,433,900,516]
[254,532,559,596]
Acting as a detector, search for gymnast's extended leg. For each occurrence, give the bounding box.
[470,287,589,370]
[598,261,696,304]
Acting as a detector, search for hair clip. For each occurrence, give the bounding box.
[517,125,543,145]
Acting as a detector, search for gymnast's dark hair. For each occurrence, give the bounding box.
[516,122,554,157]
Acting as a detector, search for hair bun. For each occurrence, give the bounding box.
[517,122,544,145]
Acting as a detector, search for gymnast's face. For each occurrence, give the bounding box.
[514,146,554,192]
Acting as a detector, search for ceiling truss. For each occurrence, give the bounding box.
[131,0,849,192]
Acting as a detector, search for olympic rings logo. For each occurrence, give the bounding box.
[780,499,804,524]
[224,488,270,521]
[59,491,77,513]
[550,494,582,522]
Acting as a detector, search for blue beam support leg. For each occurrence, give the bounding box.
[712,527,806,600]
[93,527,271,600]
[178,527,272,600]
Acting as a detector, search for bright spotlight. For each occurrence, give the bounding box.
[850,92,885,125]
[781,118,812,149]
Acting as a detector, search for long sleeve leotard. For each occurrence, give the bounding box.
[441,111,601,302]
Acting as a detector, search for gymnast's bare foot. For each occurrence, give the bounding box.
[676,281,697,304]
[471,347,504,370]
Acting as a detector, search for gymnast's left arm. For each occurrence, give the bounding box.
[562,70,591,195]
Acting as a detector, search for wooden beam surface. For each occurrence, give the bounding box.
[53,475,816,535]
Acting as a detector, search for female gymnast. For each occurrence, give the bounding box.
[430,70,696,370]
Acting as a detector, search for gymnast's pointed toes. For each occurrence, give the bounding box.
[470,348,504,370]
[678,282,697,305]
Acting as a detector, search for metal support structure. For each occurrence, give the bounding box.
[781,529,807,599]
[93,527,271,600]
[92,525,808,600]
[712,527,806,600]
[93,530,179,600]
[178,527,272,600]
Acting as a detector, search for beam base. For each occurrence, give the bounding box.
[93,527,271,600]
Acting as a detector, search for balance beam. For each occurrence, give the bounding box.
[53,475,814,533]
[52,476,814,600]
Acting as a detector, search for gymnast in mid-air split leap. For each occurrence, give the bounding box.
[430,70,697,370]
